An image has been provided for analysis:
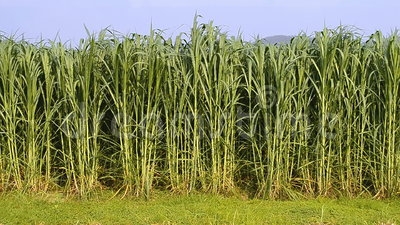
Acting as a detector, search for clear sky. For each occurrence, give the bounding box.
[1,0,399,43]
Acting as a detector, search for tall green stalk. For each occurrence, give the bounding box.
[0,39,23,190]
[1,21,400,199]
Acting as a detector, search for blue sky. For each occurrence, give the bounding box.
[1,0,399,43]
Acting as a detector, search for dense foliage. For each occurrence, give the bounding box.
[1,19,400,199]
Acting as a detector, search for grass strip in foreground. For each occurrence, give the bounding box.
[0,192,398,224]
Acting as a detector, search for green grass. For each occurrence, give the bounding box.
[0,192,399,225]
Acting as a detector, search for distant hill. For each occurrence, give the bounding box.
[261,35,293,44]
